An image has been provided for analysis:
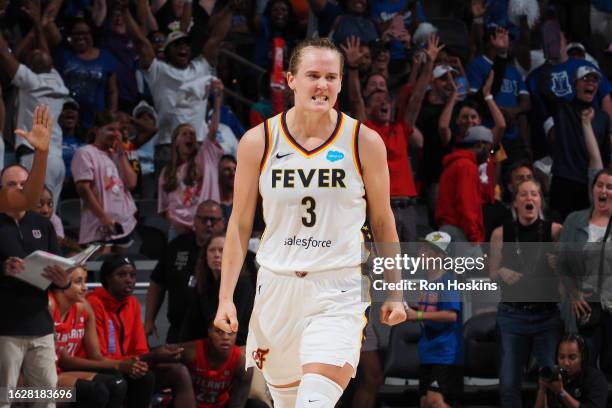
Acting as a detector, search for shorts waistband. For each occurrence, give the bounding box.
[259,266,361,280]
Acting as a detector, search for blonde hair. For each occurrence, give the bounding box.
[288,37,344,75]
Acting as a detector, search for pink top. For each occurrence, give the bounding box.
[158,138,223,232]
[50,213,65,239]
[71,145,138,244]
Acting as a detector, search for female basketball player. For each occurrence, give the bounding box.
[0,105,51,212]
[214,37,406,408]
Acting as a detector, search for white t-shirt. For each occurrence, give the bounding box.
[13,65,69,157]
[215,123,238,157]
[143,56,214,145]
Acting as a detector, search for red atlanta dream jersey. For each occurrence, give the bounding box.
[191,339,242,408]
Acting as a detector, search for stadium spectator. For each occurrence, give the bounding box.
[33,185,82,255]
[526,22,612,160]
[406,231,463,408]
[439,72,506,208]
[120,0,230,176]
[88,255,196,408]
[549,66,611,220]
[158,115,223,237]
[96,4,146,112]
[132,101,159,197]
[466,25,530,159]
[179,232,255,345]
[0,162,72,407]
[59,98,87,199]
[253,0,301,70]
[71,111,138,255]
[177,321,268,407]
[436,126,493,245]
[416,62,455,220]
[490,179,563,407]
[49,266,139,407]
[535,334,608,408]
[0,21,68,209]
[345,31,436,242]
[559,168,612,368]
[53,17,119,128]
[218,155,236,225]
[146,200,225,342]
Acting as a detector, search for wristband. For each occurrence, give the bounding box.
[473,16,483,24]
[417,311,423,321]
[559,390,567,399]
[484,94,494,101]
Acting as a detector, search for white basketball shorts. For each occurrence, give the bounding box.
[246,266,370,385]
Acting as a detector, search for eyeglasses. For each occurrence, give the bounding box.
[196,216,224,225]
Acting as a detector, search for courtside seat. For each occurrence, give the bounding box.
[380,322,421,406]
[460,311,499,405]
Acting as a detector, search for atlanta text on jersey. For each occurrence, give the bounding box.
[284,235,332,249]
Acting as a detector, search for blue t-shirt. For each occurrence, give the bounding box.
[467,55,529,140]
[526,58,612,106]
[417,272,464,365]
[55,48,118,128]
[370,0,426,60]
[220,105,246,139]
[62,134,86,179]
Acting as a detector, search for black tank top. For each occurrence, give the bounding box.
[500,218,559,304]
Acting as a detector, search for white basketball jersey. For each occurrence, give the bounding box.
[257,111,366,274]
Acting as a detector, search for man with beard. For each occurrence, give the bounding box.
[548,66,611,220]
[436,126,493,245]
[145,200,225,342]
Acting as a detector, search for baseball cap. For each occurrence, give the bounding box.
[566,42,586,54]
[99,255,135,287]
[462,125,493,145]
[63,97,80,110]
[574,65,601,82]
[132,100,158,124]
[420,231,452,255]
[433,65,458,79]
[163,31,190,51]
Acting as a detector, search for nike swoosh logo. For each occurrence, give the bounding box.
[276,152,293,159]
[340,290,348,293]
[308,400,319,403]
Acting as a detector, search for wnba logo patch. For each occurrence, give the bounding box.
[252,348,269,369]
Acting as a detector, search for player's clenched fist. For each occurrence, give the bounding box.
[214,300,239,333]
[380,300,407,326]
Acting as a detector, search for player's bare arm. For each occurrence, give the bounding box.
[215,124,265,333]
[358,124,407,325]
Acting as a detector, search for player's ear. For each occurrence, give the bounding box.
[286,71,295,91]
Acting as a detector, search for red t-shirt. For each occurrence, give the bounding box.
[365,120,417,197]
[190,339,242,408]
[49,292,87,373]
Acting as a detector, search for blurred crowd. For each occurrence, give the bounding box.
[0,0,611,406]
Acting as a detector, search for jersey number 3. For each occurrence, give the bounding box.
[301,196,316,227]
